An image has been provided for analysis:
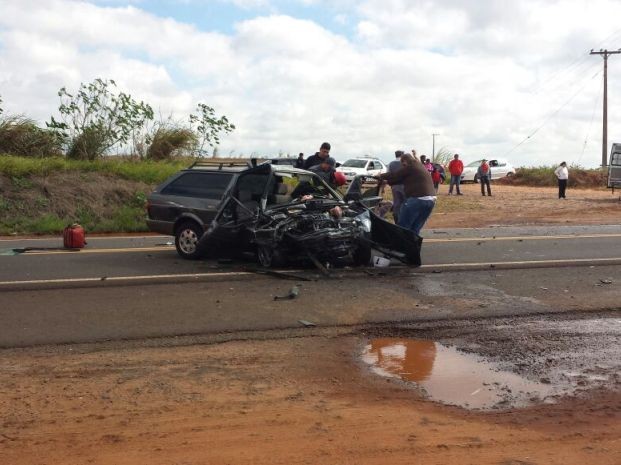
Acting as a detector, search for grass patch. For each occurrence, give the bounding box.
[0,208,148,235]
[0,155,189,184]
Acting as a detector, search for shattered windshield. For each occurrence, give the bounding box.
[267,172,340,206]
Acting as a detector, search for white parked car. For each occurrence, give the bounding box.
[337,158,387,182]
[460,158,515,182]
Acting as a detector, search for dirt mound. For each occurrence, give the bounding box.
[0,172,152,234]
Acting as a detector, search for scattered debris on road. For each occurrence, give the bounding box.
[274,285,300,301]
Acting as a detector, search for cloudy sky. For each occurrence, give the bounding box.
[1,0,621,167]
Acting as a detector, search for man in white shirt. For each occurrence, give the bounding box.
[554,162,569,199]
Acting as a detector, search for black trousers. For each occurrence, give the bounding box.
[558,179,567,198]
[480,176,491,195]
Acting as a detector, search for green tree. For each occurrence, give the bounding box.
[0,95,4,117]
[189,103,235,156]
[47,78,154,160]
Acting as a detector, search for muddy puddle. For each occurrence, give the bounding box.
[362,338,557,410]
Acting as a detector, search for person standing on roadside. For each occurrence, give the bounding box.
[448,154,464,195]
[303,142,331,170]
[554,161,569,199]
[423,157,434,173]
[378,153,436,235]
[388,150,406,223]
[477,158,492,196]
[431,164,443,193]
[295,153,305,168]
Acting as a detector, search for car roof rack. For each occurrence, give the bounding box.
[188,160,253,170]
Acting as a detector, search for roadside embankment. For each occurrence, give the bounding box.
[0,155,189,234]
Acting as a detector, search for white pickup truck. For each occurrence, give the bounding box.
[608,143,621,193]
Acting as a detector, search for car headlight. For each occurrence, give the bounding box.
[355,211,372,232]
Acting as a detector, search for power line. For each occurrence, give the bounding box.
[503,68,603,158]
[578,77,603,165]
[529,27,621,95]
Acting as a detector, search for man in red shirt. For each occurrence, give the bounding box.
[448,153,464,195]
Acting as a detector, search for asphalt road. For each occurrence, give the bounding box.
[1,224,621,283]
[0,224,620,348]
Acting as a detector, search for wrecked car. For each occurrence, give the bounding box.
[196,163,423,268]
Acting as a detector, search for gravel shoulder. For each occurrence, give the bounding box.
[1,311,619,465]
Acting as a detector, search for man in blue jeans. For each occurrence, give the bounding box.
[378,153,436,235]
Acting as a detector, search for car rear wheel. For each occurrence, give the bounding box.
[175,221,204,260]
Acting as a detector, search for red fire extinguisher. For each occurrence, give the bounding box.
[63,224,87,249]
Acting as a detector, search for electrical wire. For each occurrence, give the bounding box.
[503,68,603,157]
[577,76,603,166]
[529,27,621,95]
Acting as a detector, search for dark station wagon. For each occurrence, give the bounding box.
[146,161,250,259]
[146,160,422,267]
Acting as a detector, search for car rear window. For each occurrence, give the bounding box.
[161,172,233,199]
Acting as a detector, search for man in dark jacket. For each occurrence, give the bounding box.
[387,150,405,223]
[303,142,331,169]
[294,153,305,168]
[378,153,436,235]
[309,157,337,187]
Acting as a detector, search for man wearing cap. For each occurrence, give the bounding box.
[388,150,406,223]
[477,159,492,196]
[309,156,338,187]
[303,142,331,170]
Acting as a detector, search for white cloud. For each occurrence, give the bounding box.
[0,0,620,166]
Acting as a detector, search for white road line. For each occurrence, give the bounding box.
[0,271,254,286]
[19,246,174,255]
[425,233,621,243]
[1,257,620,287]
[0,235,167,243]
[419,257,621,268]
[6,233,621,256]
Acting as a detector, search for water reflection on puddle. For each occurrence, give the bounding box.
[362,338,554,410]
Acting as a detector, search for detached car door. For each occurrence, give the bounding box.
[198,163,273,253]
[344,175,382,208]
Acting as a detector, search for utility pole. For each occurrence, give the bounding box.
[590,48,621,167]
[432,133,440,162]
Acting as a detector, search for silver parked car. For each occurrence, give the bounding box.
[460,158,515,183]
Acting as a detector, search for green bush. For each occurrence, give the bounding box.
[497,166,606,188]
[0,116,63,158]
[66,125,108,160]
[146,127,197,160]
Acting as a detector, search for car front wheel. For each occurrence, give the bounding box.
[175,221,204,260]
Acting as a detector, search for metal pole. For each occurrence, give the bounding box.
[603,54,608,168]
[432,133,439,162]
[590,49,620,167]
